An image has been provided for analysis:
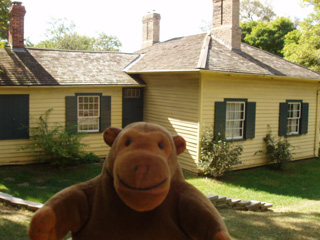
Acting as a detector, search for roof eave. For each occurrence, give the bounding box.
[0,83,147,88]
[200,69,320,83]
[126,69,201,74]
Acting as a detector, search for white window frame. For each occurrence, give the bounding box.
[124,89,141,98]
[226,101,246,140]
[77,95,100,132]
[287,102,301,135]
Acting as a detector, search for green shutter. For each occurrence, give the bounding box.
[301,102,309,134]
[279,102,288,136]
[100,96,111,132]
[65,96,77,132]
[245,102,256,139]
[0,95,29,140]
[214,102,226,139]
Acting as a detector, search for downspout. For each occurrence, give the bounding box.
[196,33,211,171]
[314,87,320,157]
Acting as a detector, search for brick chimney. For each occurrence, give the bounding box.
[211,0,241,50]
[8,2,26,49]
[141,12,161,49]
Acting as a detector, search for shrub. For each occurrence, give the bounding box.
[257,131,294,170]
[22,109,98,168]
[199,128,243,178]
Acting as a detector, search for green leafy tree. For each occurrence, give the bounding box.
[302,0,320,10]
[241,20,259,40]
[92,32,122,51]
[240,0,276,22]
[283,1,320,72]
[37,18,122,51]
[241,17,296,57]
[0,0,11,47]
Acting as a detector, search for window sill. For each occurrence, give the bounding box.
[78,131,101,134]
[0,137,30,141]
[285,133,302,137]
[226,138,247,142]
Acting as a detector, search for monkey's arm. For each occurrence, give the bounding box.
[178,183,231,240]
[28,184,91,240]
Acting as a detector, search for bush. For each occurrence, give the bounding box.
[22,109,98,168]
[199,129,243,178]
[257,131,294,170]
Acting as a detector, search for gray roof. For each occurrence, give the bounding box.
[0,47,142,86]
[1,33,319,87]
[128,33,320,80]
[132,34,206,71]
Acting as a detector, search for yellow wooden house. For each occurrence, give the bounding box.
[125,0,320,172]
[1,0,320,173]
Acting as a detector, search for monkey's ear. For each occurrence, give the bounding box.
[173,135,186,155]
[103,127,122,146]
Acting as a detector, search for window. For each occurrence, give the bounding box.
[77,96,100,132]
[226,102,245,140]
[0,95,29,140]
[124,89,141,98]
[279,100,308,136]
[214,99,256,140]
[66,94,111,133]
[287,102,301,135]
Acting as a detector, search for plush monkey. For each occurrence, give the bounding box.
[28,122,231,240]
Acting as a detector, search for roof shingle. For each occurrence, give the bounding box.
[128,33,320,80]
[0,47,142,86]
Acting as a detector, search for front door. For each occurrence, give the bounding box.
[122,88,144,128]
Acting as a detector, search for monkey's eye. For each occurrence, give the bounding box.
[158,142,164,150]
[125,139,131,146]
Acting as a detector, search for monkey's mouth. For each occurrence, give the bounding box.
[117,173,168,191]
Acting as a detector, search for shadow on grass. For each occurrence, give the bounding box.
[220,209,320,240]
[0,163,103,203]
[0,204,31,240]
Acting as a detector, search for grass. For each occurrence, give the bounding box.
[185,158,320,210]
[0,162,102,203]
[0,202,33,240]
[0,158,320,240]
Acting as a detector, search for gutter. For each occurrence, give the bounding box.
[200,69,320,83]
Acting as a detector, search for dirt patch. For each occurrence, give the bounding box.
[18,182,29,187]
[4,177,15,182]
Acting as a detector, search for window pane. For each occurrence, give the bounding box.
[78,95,100,132]
[287,103,301,135]
[226,102,245,139]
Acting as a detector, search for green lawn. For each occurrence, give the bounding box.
[0,158,320,240]
[185,158,320,210]
[0,162,102,203]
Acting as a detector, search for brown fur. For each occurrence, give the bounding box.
[29,122,231,240]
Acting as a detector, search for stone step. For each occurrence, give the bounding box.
[207,194,219,202]
[230,199,241,206]
[261,202,273,211]
[237,200,251,207]
[205,194,273,212]
[246,201,262,211]
[216,196,227,203]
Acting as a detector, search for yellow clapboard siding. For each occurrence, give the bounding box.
[142,73,200,173]
[200,72,319,169]
[0,87,122,165]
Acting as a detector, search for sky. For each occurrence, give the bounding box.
[20,0,314,52]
